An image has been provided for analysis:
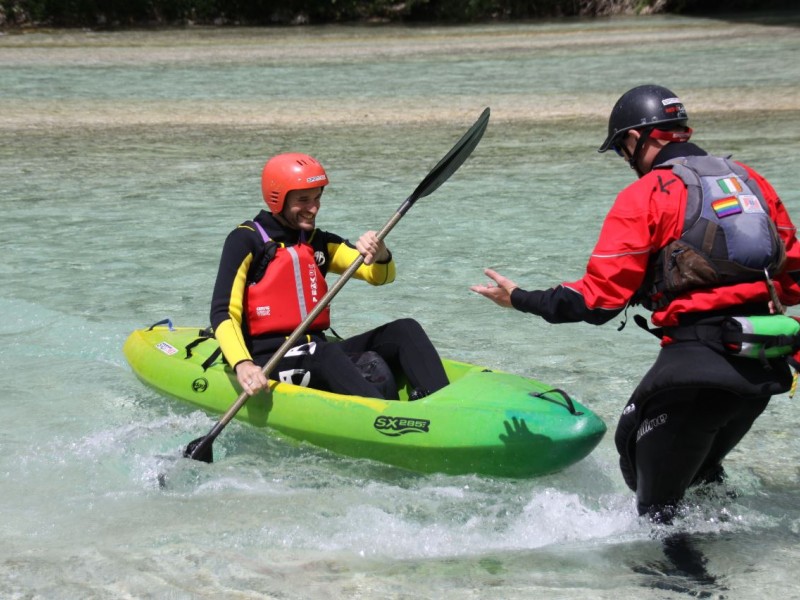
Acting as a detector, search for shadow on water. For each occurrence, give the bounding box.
[631,532,728,599]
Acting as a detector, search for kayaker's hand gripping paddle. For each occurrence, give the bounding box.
[184,107,491,463]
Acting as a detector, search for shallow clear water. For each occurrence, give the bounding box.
[2,13,800,599]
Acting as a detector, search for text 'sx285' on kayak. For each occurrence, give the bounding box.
[124,323,606,478]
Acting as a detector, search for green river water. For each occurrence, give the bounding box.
[2,13,800,599]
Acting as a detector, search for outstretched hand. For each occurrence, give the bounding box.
[470,268,519,308]
[356,230,389,265]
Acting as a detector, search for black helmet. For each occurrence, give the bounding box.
[598,84,689,153]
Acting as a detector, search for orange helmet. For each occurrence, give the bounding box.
[260,153,329,213]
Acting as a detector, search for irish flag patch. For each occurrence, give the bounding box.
[718,177,743,194]
[712,196,742,218]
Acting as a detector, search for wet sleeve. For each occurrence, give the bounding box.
[509,184,658,325]
[510,285,622,325]
[210,226,257,367]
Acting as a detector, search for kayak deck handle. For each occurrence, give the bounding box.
[147,318,175,331]
[530,388,583,416]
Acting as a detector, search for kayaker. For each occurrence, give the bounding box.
[210,152,449,401]
[470,84,800,523]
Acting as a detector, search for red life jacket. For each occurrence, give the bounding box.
[245,222,330,335]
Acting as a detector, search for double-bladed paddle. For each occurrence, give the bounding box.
[184,107,490,463]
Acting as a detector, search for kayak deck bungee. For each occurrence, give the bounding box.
[123,322,606,478]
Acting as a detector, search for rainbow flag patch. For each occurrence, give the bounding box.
[712,196,742,218]
[718,177,743,194]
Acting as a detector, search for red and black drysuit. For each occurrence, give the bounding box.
[210,210,448,399]
[509,142,800,520]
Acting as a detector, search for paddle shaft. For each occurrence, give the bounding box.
[185,107,490,462]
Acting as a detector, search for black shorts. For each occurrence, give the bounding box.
[251,318,449,400]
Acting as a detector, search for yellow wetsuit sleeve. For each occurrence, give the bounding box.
[328,242,396,284]
[213,251,254,368]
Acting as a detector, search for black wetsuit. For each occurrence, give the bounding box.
[614,312,791,520]
[210,210,448,399]
[508,143,800,521]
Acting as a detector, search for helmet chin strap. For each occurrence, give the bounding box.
[629,127,693,177]
[628,128,653,178]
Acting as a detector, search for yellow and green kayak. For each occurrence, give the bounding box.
[123,322,606,478]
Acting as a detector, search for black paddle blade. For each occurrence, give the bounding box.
[183,436,214,463]
[408,107,490,207]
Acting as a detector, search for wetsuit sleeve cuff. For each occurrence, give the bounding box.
[510,287,541,314]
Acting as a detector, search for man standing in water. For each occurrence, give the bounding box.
[471,84,800,522]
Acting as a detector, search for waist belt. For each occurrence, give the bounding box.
[635,313,800,367]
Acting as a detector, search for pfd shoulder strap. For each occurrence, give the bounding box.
[248,220,279,283]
